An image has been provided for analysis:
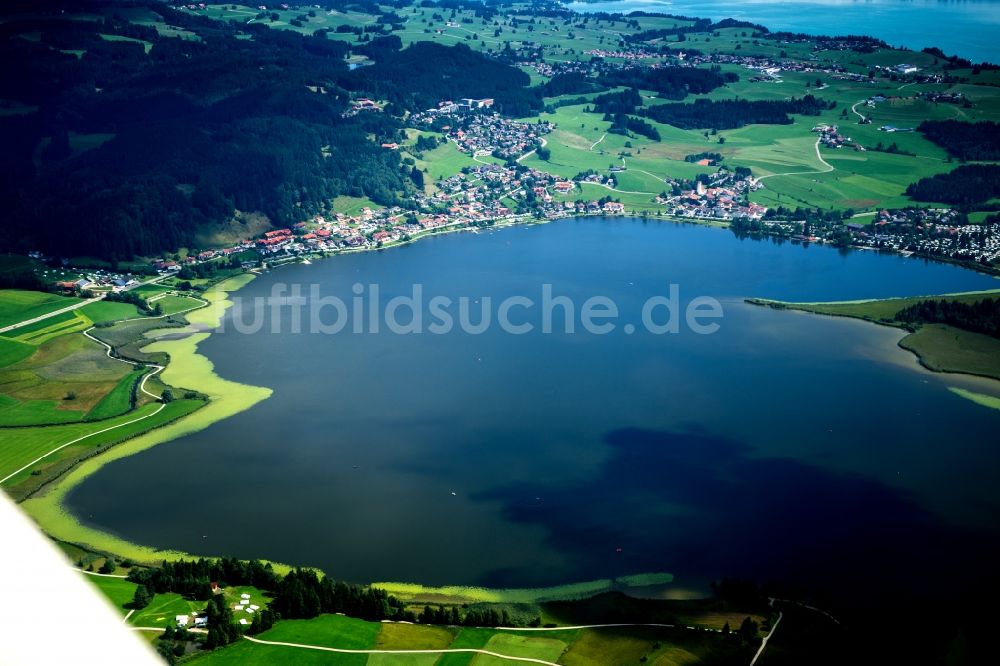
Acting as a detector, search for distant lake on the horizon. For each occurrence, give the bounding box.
[566,0,1000,63]
[68,219,1000,606]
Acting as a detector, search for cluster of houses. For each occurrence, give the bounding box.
[812,123,863,150]
[344,97,382,118]
[744,208,1000,267]
[54,275,140,294]
[655,171,768,221]
[411,104,552,160]
[850,209,1000,264]
[584,48,658,61]
[150,246,244,273]
[918,91,966,104]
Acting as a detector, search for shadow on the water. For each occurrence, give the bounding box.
[473,427,996,607]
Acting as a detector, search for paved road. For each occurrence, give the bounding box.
[516,137,548,163]
[851,100,868,122]
[757,137,834,182]
[0,274,167,335]
[0,293,207,485]
[750,610,783,666]
[0,297,102,334]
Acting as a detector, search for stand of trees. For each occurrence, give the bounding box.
[270,568,409,621]
[641,96,832,130]
[895,297,1000,337]
[344,42,541,117]
[591,88,643,115]
[606,113,661,141]
[917,120,1000,161]
[598,66,736,100]
[539,72,602,97]
[905,164,1000,205]
[126,557,280,599]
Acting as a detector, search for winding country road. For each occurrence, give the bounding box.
[0,293,208,485]
[757,137,834,182]
[850,100,868,122]
[0,274,168,335]
[516,137,548,163]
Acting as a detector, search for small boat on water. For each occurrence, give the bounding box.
[301,258,312,265]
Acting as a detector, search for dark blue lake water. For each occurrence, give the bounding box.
[69,219,1000,605]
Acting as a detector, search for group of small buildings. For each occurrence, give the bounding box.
[812,123,863,150]
[854,209,1000,264]
[52,272,139,294]
[655,171,768,221]
[411,102,551,160]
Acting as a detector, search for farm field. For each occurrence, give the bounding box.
[0,289,81,329]
[0,324,134,425]
[187,612,751,666]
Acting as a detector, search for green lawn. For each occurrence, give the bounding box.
[85,368,143,420]
[0,336,34,368]
[79,300,143,323]
[86,572,139,615]
[186,613,748,665]
[0,330,135,426]
[0,289,81,328]
[191,640,365,665]
[152,294,204,316]
[261,615,380,650]
[753,289,1000,324]
[128,592,205,628]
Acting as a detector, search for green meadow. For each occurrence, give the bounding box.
[186,611,749,666]
[0,289,81,328]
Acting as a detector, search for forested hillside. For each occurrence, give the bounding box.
[0,2,409,259]
[343,41,542,116]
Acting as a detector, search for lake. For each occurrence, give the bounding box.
[565,0,1000,64]
[68,219,1000,606]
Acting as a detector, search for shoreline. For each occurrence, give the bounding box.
[17,268,680,600]
[282,208,999,281]
[17,219,1000,585]
[20,274,276,567]
[746,294,1000,405]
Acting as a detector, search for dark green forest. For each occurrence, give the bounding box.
[0,2,416,259]
[0,1,552,260]
[917,120,1000,161]
[640,96,833,130]
[905,164,1000,205]
[895,297,1000,338]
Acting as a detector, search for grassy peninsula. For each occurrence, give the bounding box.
[747,289,1000,382]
